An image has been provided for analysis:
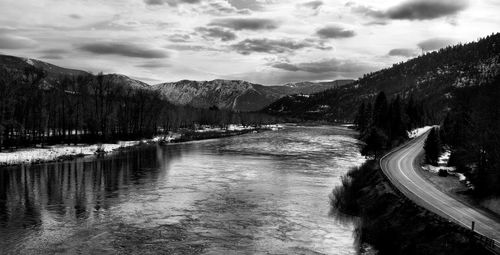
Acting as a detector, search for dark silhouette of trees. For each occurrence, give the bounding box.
[424,127,441,165]
[0,66,278,151]
[440,75,500,197]
[355,91,429,158]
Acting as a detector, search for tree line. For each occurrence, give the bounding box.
[354,91,433,158]
[0,66,277,151]
[437,75,500,197]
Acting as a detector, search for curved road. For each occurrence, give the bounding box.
[380,131,500,250]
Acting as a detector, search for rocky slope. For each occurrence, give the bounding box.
[154,79,353,112]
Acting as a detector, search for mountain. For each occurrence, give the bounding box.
[0,54,352,112]
[0,54,151,91]
[264,33,500,121]
[0,54,88,80]
[154,79,353,112]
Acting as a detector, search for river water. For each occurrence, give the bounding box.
[0,125,364,254]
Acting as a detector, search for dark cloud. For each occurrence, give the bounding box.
[79,42,169,58]
[316,25,355,39]
[166,44,220,51]
[227,0,263,11]
[195,27,237,41]
[167,34,191,43]
[38,49,68,59]
[387,0,469,20]
[300,1,323,10]
[144,0,201,6]
[136,61,170,68]
[0,34,37,49]
[203,2,251,15]
[270,58,372,74]
[388,48,419,57]
[209,18,279,31]
[350,0,468,22]
[69,14,82,19]
[231,38,330,55]
[417,38,455,51]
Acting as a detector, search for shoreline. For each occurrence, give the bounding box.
[0,125,283,167]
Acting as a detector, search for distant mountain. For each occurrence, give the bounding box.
[154,79,353,112]
[0,54,88,80]
[264,33,500,121]
[0,54,353,112]
[0,54,150,91]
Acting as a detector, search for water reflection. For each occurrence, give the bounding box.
[0,126,364,254]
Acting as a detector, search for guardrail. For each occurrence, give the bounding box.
[378,132,500,255]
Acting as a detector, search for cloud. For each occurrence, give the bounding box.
[270,58,369,74]
[300,1,323,10]
[69,14,82,19]
[316,25,355,39]
[79,42,169,58]
[209,18,279,31]
[417,38,456,51]
[144,0,201,6]
[350,0,469,21]
[227,0,263,11]
[38,49,68,59]
[203,2,251,15]
[387,0,469,20]
[231,38,330,55]
[167,34,191,43]
[388,48,419,57]
[0,34,38,49]
[136,61,170,68]
[195,27,237,41]
[166,44,221,51]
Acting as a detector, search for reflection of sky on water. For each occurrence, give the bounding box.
[0,125,364,254]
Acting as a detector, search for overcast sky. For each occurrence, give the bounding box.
[0,0,499,85]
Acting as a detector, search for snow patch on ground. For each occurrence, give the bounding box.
[408,126,433,138]
[0,124,285,166]
[422,149,472,187]
[0,136,163,166]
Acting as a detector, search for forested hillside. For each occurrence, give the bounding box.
[264,33,500,122]
[0,60,276,151]
[439,75,500,197]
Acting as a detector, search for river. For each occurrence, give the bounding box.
[0,125,364,254]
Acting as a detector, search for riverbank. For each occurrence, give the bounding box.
[0,124,283,167]
[331,160,489,255]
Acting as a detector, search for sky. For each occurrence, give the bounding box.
[0,0,499,85]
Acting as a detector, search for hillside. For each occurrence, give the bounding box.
[0,54,151,92]
[264,33,500,121]
[154,79,352,112]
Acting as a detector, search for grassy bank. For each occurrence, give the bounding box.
[331,160,489,255]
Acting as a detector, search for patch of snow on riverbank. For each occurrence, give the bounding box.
[0,136,163,166]
[408,126,433,138]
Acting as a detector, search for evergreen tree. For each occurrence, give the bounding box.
[373,92,389,130]
[424,127,441,165]
[361,127,388,158]
[389,96,407,141]
[354,101,368,132]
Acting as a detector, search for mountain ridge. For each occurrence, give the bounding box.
[264,33,500,121]
[0,54,353,112]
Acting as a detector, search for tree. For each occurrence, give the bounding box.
[361,127,388,158]
[424,127,441,165]
[373,92,388,130]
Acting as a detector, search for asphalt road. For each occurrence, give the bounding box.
[380,131,500,248]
